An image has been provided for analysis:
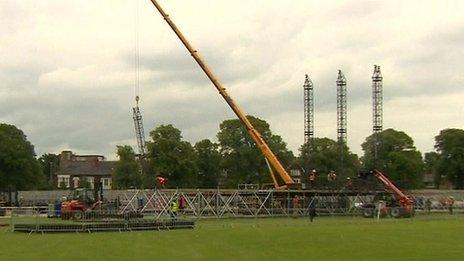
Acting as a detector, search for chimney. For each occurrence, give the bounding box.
[60,150,73,170]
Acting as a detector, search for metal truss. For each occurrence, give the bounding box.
[303,74,314,144]
[14,189,464,219]
[336,70,347,144]
[116,189,377,218]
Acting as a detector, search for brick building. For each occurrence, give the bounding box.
[54,151,116,189]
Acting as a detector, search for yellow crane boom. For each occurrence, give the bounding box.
[149,0,295,189]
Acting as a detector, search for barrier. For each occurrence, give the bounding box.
[10,208,194,233]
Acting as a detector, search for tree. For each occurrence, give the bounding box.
[0,123,43,190]
[146,125,198,188]
[38,153,60,189]
[217,116,294,188]
[361,128,423,189]
[299,138,360,177]
[424,152,440,188]
[113,145,141,189]
[434,128,464,189]
[194,139,222,188]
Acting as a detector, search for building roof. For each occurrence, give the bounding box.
[56,161,116,176]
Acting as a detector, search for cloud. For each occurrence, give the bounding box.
[0,0,463,161]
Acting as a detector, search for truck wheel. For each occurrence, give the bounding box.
[61,212,70,220]
[73,211,83,220]
[390,207,401,218]
[362,208,374,218]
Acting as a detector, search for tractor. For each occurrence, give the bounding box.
[61,187,103,220]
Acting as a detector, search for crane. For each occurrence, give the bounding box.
[132,96,147,159]
[361,170,414,218]
[373,169,414,217]
[148,0,295,189]
[132,0,147,174]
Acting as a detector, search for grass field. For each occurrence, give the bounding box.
[1,214,463,260]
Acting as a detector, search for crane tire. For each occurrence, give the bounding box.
[390,207,401,218]
[362,208,374,218]
[73,211,84,220]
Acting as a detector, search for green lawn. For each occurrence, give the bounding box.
[1,215,463,260]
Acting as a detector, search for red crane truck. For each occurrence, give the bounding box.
[362,170,415,218]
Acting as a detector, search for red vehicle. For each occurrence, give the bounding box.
[61,188,102,220]
[362,170,415,218]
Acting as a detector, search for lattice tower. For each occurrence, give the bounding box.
[372,65,383,133]
[303,74,314,144]
[336,70,347,144]
[133,96,147,157]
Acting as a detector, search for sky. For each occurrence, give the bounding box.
[0,0,463,160]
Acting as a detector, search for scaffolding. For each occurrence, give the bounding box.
[336,70,347,175]
[13,189,464,219]
[372,65,383,134]
[116,189,375,218]
[372,65,383,167]
[303,74,314,144]
[336,70,347,144]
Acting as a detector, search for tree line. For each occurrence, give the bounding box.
[1,120,463,190]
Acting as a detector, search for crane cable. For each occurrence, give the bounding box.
[134,0,140,105]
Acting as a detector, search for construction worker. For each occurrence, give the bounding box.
[327,171,337,181]
[425,198,432,213]
[447,196,455,215]
[308,198,317,222]
[345,177,353,190]
[326,171,337,190]
[309,169,317,188]
[292,195,300,218]
[179,194,187,216]
[170,200,179,221]
[156,176,167,188]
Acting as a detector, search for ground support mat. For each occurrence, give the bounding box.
[13,220,195,233]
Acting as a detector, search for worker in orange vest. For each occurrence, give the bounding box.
[156,176,167,188]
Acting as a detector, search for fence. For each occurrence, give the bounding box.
[9,208,194,233]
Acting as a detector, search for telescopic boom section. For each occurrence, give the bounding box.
[373,170,414,209]
[149,0,294,189]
